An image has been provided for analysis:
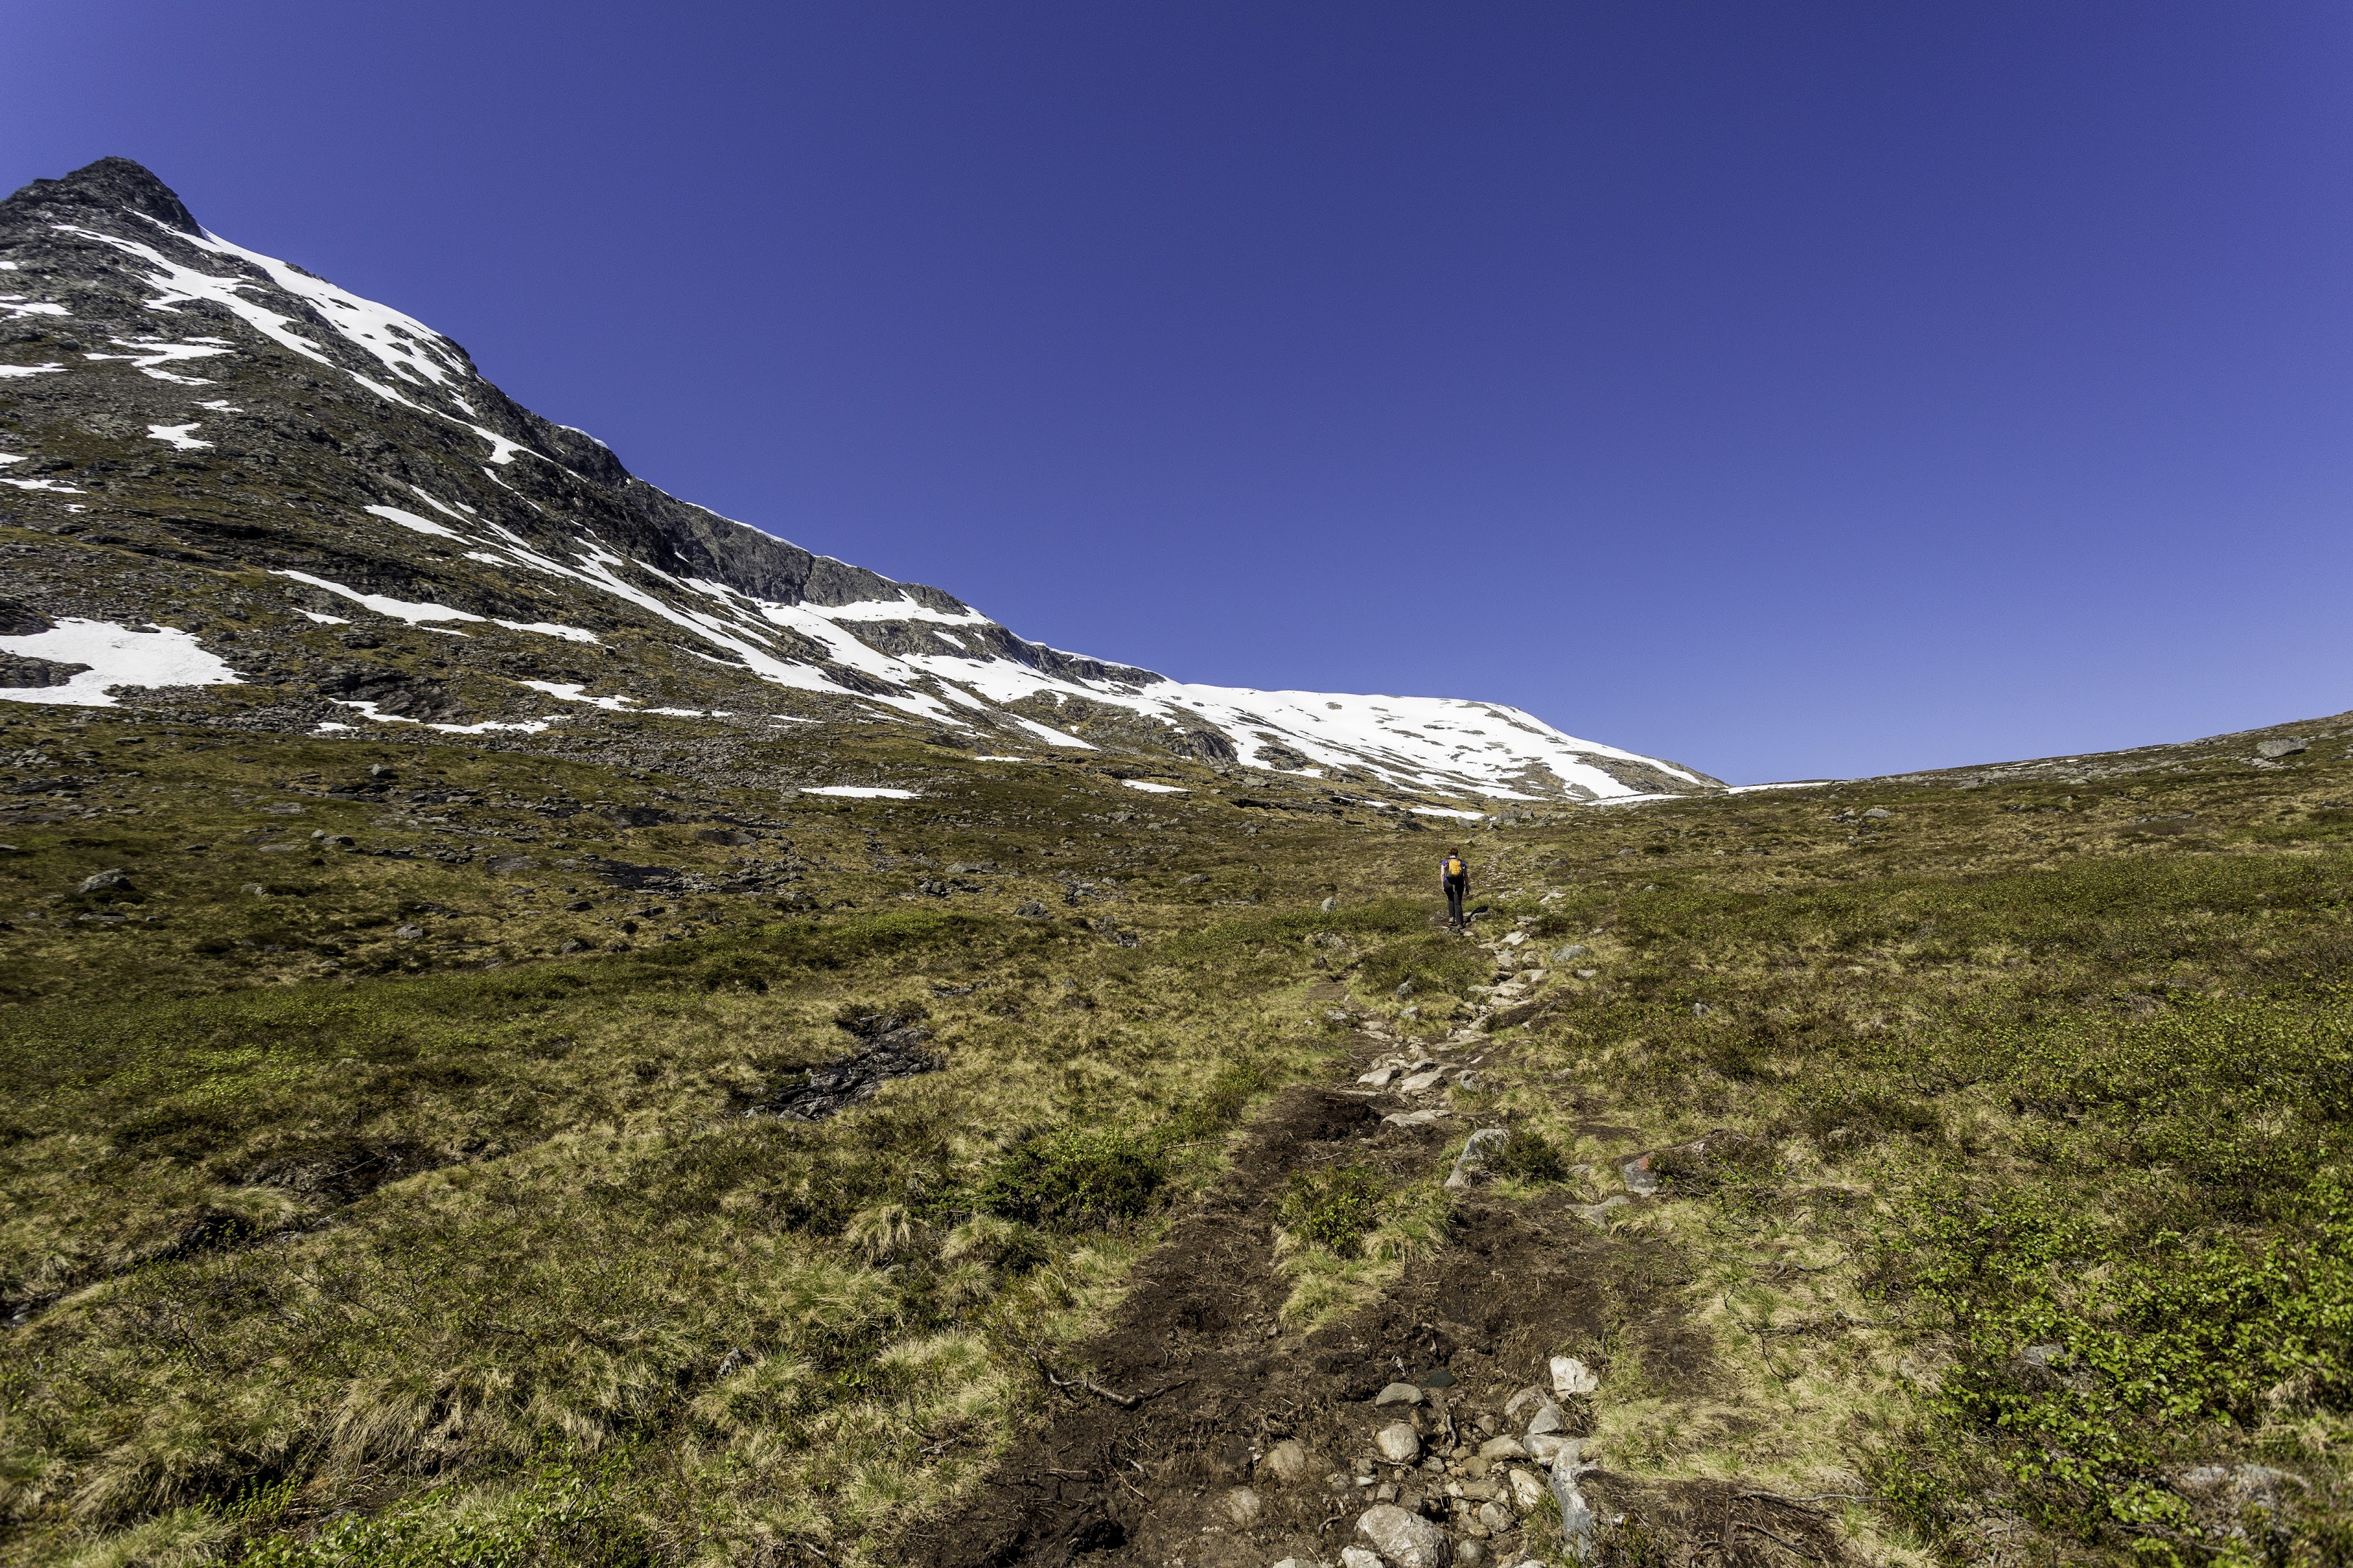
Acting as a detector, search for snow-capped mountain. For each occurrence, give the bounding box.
[0,158,1716,802]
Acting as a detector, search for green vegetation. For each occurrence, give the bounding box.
[6,704,2353,1565]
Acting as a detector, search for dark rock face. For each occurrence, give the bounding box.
[0,654,86,688]
[0,157,1719,799]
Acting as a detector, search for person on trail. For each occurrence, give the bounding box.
[1440,849,1469,931]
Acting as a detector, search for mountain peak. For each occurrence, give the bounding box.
[1,155,202,237]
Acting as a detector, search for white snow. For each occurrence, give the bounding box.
[800,786,919,799]
[799,597,994,626]
[1121,780,1188,793]
[0,296,69,320]
[1724,780,1836,793]
[0,363,67,378]
[970,754,1032,762]
[365,504,463,539]
[520,681,635,710]
[298,611,350,624]
[328,699,559,735]
[1408,806,1485,819]
[493,620,600,644]
[195,398,242,411]
[0,618,243,706]
[1005,713,1097,749]
[0,476,83,493]
[86,336,235,384]
[147,423,211,450]
[274,569,483,625]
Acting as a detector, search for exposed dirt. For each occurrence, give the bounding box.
[911,1055,1754,1568]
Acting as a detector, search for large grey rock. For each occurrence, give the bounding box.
[1357,1503,1450,1568]
[1477,1435,1528,1461]
[2257,737,2308,759]
[1375,1422,1423,1463]
[75,868,132,895]
[1503,1385,1550,1422]
[1399,1069,1446,1094]
[1375,1382,1425,1407]
[1524,1403,1566,1438]
[1550,1469,1597,1560]
[1507,1467,1549,1510]
[1620,1155,1659,1197]
[1446,1128,1511,1190]
[1528,1433,1580,1466]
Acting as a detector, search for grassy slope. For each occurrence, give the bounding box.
[3,705,2351,1566]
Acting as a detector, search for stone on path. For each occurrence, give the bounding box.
[1550,1356,1600,1397]
[1264,1438,1313,1482]
[1375,1422,1422,1463]
[1446,1127,1511,1190]
[1223,1487,1262,1525]
[1620,1155,1660,1197]
[1550,1467,1598,1560]
[1341,1549,1386,1568]
[1375,1382,1425,1407]
[1357,1502,1450,1568]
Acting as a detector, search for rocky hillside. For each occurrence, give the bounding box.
[0,157,1715,805]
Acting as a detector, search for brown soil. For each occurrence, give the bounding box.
[909,1044,1776,1568]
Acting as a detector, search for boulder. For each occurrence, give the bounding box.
[1375,1422,1422,1463]
[2257,738,2308,759]
[1357,1503,1450,1568]
[1528,1433,1580,1467]
[1524,1403,1566,1438]
[75,868,133,895]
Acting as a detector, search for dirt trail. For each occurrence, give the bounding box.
[912,936,1849,1568]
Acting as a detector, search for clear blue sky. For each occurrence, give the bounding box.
[7,3,2349,783]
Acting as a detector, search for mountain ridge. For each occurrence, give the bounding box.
[0,156,1715,802]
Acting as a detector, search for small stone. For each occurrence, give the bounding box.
[1359,1066,1400,1087]
[1550,1356,1599,1398]
[395,924,423,940]
[1399,1069,1446,1094]
[1375,1482,1400,1503]
[1455,1543,1488,1568]
[1383,1109,1446,1127]
[1477,1436,1528,1461]
[1376,1382,1425,1407]
[2018,1342,2064,1368]
[1524,1404,1566,1438]
[1223,1487,1263,1526]
[1015,900,1047,918]
[1862,806,1893,818]
[1477,1501,1515,1532]
[1445,1127,1511,1190]
[1574,968,1598,979]
[1327,1009,1353,1023]
[1376,1422,1423,1463]
[1620,1155,1659,1197]
[75,868,131,895]
[1503,1385,1550,1421]
[1572,1196,1628,1226]
[1508,1468,1549,1510]
[1550,944,1587,962]
[1394,980,1414,999]
[1262,1438,1314,1483]
[1342,1550,1386,1568]
[1322,896,1338,912]
[1527,1433,1580,1467]
[1357,1502,1450,1568]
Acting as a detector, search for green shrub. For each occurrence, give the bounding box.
[1490,1127,1567,1183]
[1280,1164,1389,1257]
[978,1127,1166,1227]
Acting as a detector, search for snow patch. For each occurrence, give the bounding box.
[0,476,84,493]
[0,363,67,378]
[1,296,69,320]
[146,422,210,450]
[87,336,235,384]
[1121,780,1188,793]
[0,618,243,706]
[298,611,350,624]
[274,569,483,625]
[800,786,919,799]
[329,699,559,736]
[364,504,462,539]
[493,620,600,644]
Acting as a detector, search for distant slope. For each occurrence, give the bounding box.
[0,157,1717,801]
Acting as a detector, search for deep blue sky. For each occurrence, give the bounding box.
[7,3,2349,782]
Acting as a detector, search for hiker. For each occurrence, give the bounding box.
[1441,849,1469,931]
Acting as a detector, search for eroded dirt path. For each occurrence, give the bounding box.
[915,945,1850,1568]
